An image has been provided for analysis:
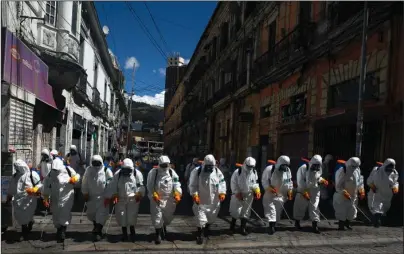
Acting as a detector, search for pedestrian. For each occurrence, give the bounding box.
[42,159,81,242]
[6,159,42,241]
[104,158,144,242]
[50,149,59,160]
[38,149,53,181]
[81,155,114,241]
[147,155,182,244]
[367,158,399,227]
[333,157,365,230]
[293,155,329,233]
[189,154,227,245]
[229,157,260,235]
[261,155,293,235]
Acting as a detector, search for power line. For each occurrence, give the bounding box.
[154,16,193,31]
[143,2,170,53]
[125,1,168,62]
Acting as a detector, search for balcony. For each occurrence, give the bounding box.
[92,88,101,109]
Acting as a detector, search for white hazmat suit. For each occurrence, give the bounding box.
[333,157,365,230]
[38,149,53,180]
[367,158,399,227]
[229,157,260,235]
[7,159,42,240]
[293,155,328,233]
[261,155,293,234]
[42,159,80,242]
[189,154,226,244]
[147,155,182,244]
[105,158,144,241]
[81,155,113,241]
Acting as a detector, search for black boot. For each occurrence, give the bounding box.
[373,214,381,228]
[20,225,29,241]
[92,221,97,233]
[240,218,248,236]
[312,221,320,234]
[154,228,162,244]
[268,222,276,235]
[121,227,128,242]
[60,226,66,242]
[295,220,302,230]
[229,218,237,233]
[204,223,211,237]
[93,224,103,242]
[129,226,136,242]
[161,225,167,240]
[338,220,345,231]
[28,221,34,232]
[196,227,204,245]
[56,227,63,243]
[345,220,353,230]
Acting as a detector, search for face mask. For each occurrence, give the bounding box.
[70,150,77,156]
[246,165,255,171]
[41,155,49,161]
[204,165,214,173]
[160,163,169,169]
[278,164,289,172]
[385,164,395,174]
[121,167,132,176]
[92,161,102,167]
[310,164,321,171]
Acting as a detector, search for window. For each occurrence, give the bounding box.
[93,59,99,89]
[45,1,57,26]
[260,105,271,118]
[79,36,85,65]
[104,81,107,102]
[110,94,114,113]
[71,2,78,35]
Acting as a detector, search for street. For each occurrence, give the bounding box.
[1,212,403,253]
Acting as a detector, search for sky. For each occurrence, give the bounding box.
[95,1,217,107]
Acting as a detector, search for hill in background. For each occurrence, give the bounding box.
[130,101,164,127]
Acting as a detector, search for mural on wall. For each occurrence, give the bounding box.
[42,28,56,49]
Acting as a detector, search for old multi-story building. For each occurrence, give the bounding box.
[1,1,128,173]
[164,1,403,178]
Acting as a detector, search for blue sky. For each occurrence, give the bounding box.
[95,1,217,107]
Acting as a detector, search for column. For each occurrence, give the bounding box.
[51,127,57,150]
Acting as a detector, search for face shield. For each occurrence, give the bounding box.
[121,167,132,176]
[310,164,321,171]
[159,163,169,169]
[204,164,214,173]
[92,160,103,167]
[41,154,50,161]
[278,164,289,172]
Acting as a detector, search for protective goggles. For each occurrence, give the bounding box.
[246,165,255,170]
[92,161,103,167]
[310,164,321,171]
[159,163,169,168]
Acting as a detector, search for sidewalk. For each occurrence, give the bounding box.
[2,213,403,253]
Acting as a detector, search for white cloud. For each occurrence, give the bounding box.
[184,59,190,64]
[124,56,140,69]
[158,68,166,76]
[152,69,157,73]
[132,90,165,107]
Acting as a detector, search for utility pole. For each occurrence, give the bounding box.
[126,63,136,156]
[355,1,369,157]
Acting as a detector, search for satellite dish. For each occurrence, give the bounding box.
[102,26,109,35]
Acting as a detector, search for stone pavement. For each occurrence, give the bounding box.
[2,213,403,253]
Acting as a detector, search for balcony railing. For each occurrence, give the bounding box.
[92,88,101,108]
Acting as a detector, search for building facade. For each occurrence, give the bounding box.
[1,1,128,172]
[164,1,403,176]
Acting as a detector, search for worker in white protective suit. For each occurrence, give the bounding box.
[42,159,80,242]
[6,159,42,241]
[189,154,227,245]
[184,158,199,191]
[229,157,261,235]
[38,149,53,180]
[147,155,182,244]
[50,149,59,160]
[105,158,144,242]
[333,157,365,230]
[261,155,293,235]
[293,155,329,233]
[81,155,114,241]
[367,158,399,228]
